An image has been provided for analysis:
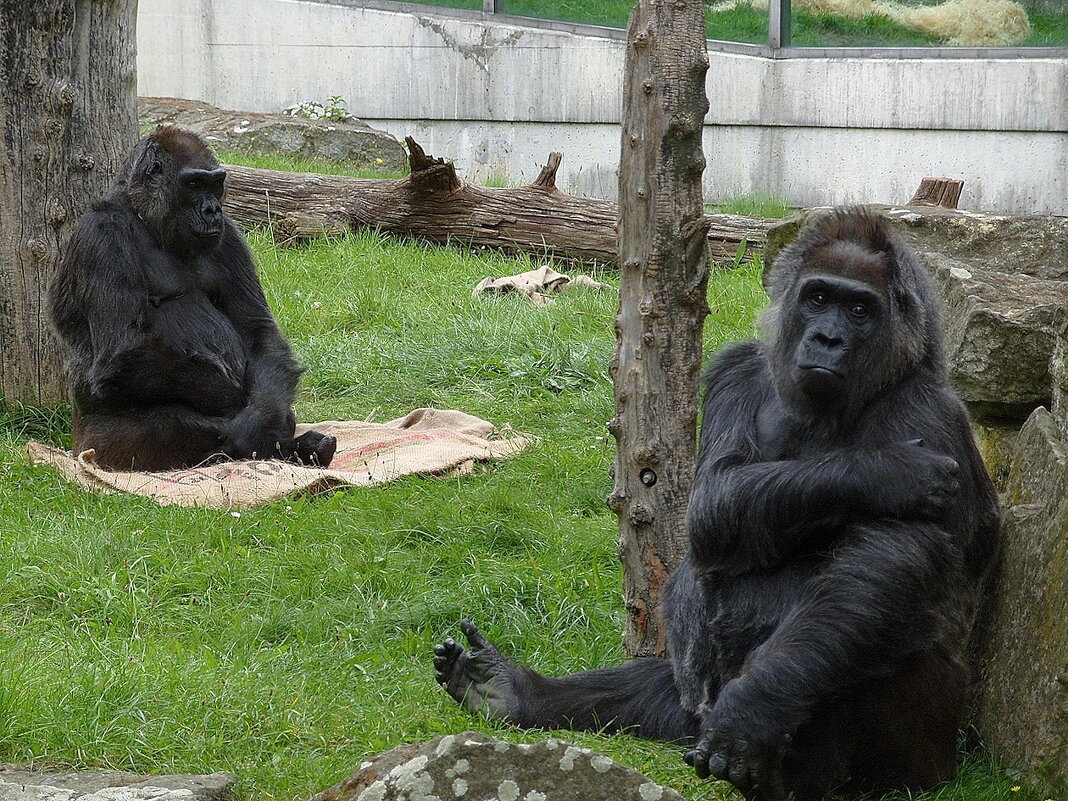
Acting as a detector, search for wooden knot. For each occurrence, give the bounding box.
[629,502,655,526]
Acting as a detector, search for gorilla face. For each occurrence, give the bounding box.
[122,127,229,259]
[768,233,902,421]
[791,273,884,403]
[173,167,228,254]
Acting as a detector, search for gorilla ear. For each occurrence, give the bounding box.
[133,141,164,179]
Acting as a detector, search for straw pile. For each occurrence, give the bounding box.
[709,0,1033,46]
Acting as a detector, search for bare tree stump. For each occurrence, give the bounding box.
[908,177,964,209]
[0,2,137,404]
[221,145,770,266]
[608,0,711,658]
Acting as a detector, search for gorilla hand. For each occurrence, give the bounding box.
[219,406,283,460]
[890,441,961,520]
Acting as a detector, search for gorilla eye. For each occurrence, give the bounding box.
[850,304,868,319]
[808,293,829,310]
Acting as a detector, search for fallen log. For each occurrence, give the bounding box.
[221,137,772,266]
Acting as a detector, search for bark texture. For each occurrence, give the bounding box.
[608,0,711,658]
[0,1,138,404]
[220,142,769,265]
[908,177,964,209]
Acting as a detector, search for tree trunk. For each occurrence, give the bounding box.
[0,1,138,405]
[220,146,771,265]
[608,0,711,658]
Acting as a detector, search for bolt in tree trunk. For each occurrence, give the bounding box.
[0,1,138,405]
[609,0,711,658]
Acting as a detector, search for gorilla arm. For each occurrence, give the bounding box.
[687,344,961,574]
[209,226,304,458]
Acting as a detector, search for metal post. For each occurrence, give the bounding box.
[482,0,499,12]
[768,0,791,48]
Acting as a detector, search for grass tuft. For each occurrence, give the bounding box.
[710,192,794,219]
[214,149,408,180]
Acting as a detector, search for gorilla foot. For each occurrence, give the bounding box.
[433,620,520,722]
[686,725,791,801]
[286,430,337,467]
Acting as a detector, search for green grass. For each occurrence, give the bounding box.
[1025,1,1068,45]
[400,0,1067,46]
[214,149,408,180]
[709,192,794,219]
[0,231,757,800]
[0,230,1021,801]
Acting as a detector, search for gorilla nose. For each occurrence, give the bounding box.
[812,331,843,348]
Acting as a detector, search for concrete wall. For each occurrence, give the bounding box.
[136,0,1068,214]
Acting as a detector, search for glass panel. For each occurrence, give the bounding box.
[704,1,771,44]
[788,0,1068,47]
[400,0,481,10]
[496,0,632,28]
[495,0,771,42]
[422,0,1066,46]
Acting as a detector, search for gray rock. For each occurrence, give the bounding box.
[0,768,234,801]
[765,206,1068,281]
[925,252,1068,418]
[884,206,1068,282]
[1050,308,1068,435]
[310,731,685,801]
[974,407,1068,796]
[764,206,1068,423]
[138,97,406,172]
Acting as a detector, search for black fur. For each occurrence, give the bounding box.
[48,127,335,470]
[434,208,999,801]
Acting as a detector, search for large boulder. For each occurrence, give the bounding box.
[764,206,1068,423]
[138,97,407,171]
[310,731,685,801]
[923,252,1068,420]
[0,767,235,801]
[975,407,1068,797]
[765,206,1068,281]
[880,207,1068,281]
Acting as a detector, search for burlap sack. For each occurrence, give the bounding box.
[29,408,528,509]
[473,266,613,306]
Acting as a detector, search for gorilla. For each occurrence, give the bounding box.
[49,126,335,471]
[434,209,1000,800]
